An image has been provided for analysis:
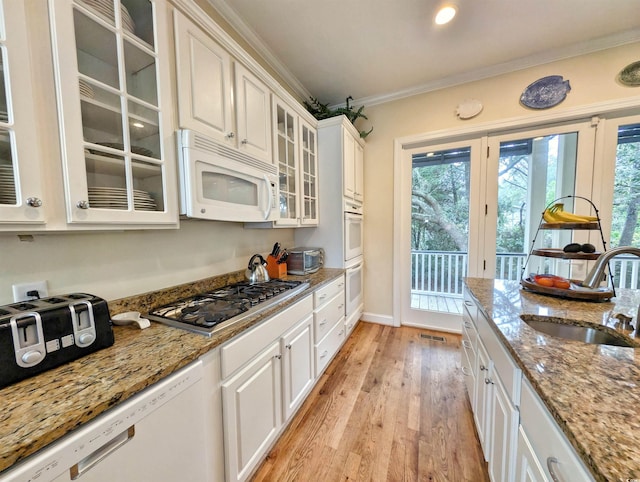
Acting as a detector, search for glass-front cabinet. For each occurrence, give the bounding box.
[0,1,45,225]
[299,119,318,224]
[272,96,318,227]
[49,0,177,225]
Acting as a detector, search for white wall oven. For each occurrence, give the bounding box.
[178,129,279,222]
[344,203,363,262]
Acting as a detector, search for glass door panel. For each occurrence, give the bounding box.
[606,121,640,290]
[275,102,298,222]
[0,130,16,205]
[74,9,119,88]
[123,40,157,105]
[300,123,317,223]
[495,133,577,280]
[132,160,163,212]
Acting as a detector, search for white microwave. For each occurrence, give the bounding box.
[177,129,279,222]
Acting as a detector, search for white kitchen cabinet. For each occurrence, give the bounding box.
[281,313,314,421]
[312,276,346,377]
[515,426,548,482]
[234,63,272,163]
[222,341,282,482]
[474,339,492,459]
[174,10,272,164]
[488,370,519,482]
[269,96,318,227]
[0,0,45,226]
[518,377,594,482]
[219,295,314,481]
[49,0,178,227]
[342,126,364,203]
[173,8,233,144]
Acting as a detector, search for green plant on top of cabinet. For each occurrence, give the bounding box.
[0,1,45,225]
[273,95,318,227]
[49,0,178,226]
[174,10,272,165]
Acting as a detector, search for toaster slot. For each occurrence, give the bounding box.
[70,301,97,347]
[10,313,46,368]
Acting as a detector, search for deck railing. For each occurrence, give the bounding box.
[411,251,640,295]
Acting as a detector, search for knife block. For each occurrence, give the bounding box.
[266,255,287,279]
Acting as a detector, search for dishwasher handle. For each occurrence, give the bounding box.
[70,426,135,479]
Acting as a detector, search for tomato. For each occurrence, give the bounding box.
[553,279,571,289]
[534,277,555,287]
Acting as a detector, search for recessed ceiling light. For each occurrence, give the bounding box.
[435,5,457,25]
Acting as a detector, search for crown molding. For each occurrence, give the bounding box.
[341,28,640,109]
[205,0,312,102]
[194,2,640,113]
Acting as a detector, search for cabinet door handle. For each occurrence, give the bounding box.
[274,354,282,360]
[484,378,494,385]
[76,200,90,209]
[241,138,248,144]
[462,340,472,350]
[546,457,562,482]
[463,321,473,329]
[461,366,471,377]
[285,344,292,350]
[26,197,42,208]
[479,364,487,371]
[225,132,235,139]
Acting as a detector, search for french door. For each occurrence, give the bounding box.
[484,120,597,282]
[397,138,483,332]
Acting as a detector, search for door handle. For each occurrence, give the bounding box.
[263,175,272,220]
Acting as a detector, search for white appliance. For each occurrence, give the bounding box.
[344,206,363,263]
[178,129,279,222]
[1,361,209,482]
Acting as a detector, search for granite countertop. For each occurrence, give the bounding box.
[464,277,640,482]
[0,268,345,474]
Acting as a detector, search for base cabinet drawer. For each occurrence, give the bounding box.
[314,291,344,342]
[519,378,594,482]
[314,317,345,377]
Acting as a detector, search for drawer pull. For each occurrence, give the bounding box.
[319,319,327,326]
[547,457,562,482]
[463,321,473,329]
[461,366,471,377]
[464,301,473,306]
[339,330,344,336]
[320,350,328,359]
[462,340,472,350]
[319,294,327,300]
[338,304,344,310]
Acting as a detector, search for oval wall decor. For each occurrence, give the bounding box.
[456,99,483,119]
[520,75,571,109]
[618,60,640,86]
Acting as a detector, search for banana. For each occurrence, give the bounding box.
[547,203,598,223]
[543,209,562,223]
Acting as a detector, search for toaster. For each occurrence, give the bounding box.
[286,247,324,275]
[0,293,115,388]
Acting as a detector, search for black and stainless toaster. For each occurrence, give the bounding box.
[0,293,115,388]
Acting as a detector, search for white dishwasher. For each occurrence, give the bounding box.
[1,360,209,482]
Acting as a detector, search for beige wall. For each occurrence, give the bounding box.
[362,42,640,320]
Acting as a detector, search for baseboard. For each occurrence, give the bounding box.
[361,312,397,326]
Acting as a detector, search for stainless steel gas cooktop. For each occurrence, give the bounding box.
[147,279,309,336]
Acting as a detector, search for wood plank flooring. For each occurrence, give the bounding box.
[250,322,489,482]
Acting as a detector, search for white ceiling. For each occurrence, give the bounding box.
[208,0,640,107]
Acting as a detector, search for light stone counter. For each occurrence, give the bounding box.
[0,268,344,474]
[464,277,640,482]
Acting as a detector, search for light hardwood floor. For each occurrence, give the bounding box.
[251,322,489,482]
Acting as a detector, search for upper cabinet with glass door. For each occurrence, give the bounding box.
[0,1,46,226]
[49,0,177,226]
[272,96,318,227]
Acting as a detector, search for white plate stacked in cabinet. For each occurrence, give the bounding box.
[313,276,346,377]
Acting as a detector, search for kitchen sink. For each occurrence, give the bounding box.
[520,314,639,348]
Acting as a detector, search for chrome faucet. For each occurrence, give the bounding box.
[581,246,640,289]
